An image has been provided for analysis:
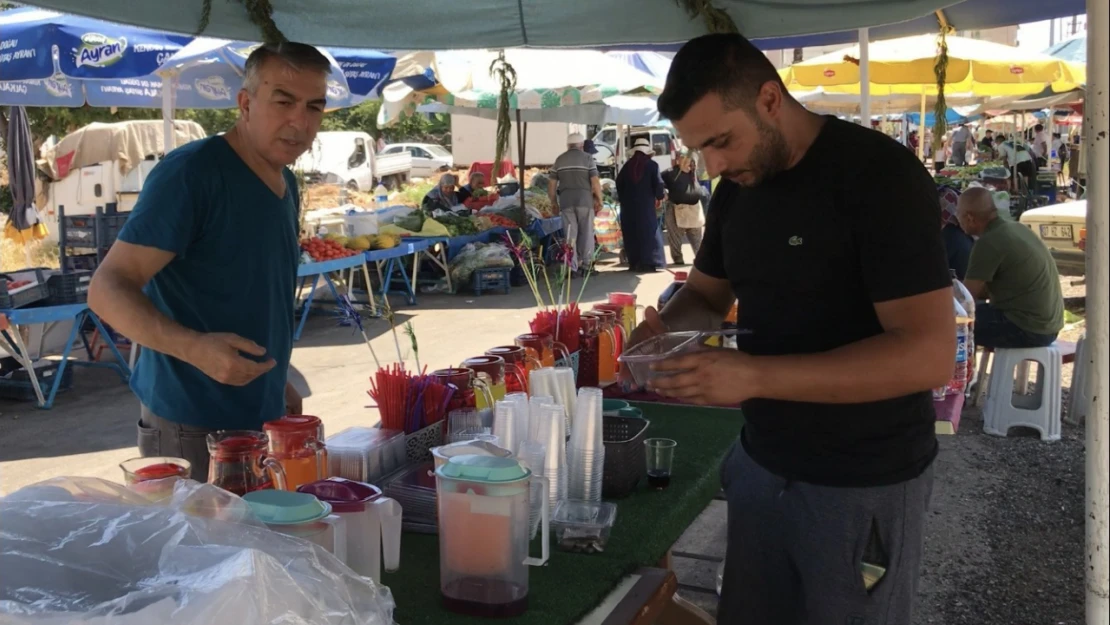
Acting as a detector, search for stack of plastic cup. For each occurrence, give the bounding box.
[529,368,556,399]
[492,400,518,454]
[538,403,568,511]
[552,367,577,429]
[567,387,605,502]
[528,395,555,442]
[517,439,547,539]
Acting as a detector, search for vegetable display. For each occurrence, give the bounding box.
[301,237,360,261]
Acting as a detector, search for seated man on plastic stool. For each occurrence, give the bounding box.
[956,187,1065,349]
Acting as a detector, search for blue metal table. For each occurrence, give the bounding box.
[294,254,374,341]
[0,303,131,409]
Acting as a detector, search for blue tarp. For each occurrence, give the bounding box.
[905,110,982,126]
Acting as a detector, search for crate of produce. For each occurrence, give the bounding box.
[0,268,49,309]
[45,270,94,305]
[601,415,651,499]
[0,361,74,401]
[62,254,100,273]
[469,267,511,295]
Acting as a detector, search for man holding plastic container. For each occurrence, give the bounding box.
[88,43,329,482]
[629,34,955,624]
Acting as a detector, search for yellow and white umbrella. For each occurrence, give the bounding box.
[780,34,1085,98]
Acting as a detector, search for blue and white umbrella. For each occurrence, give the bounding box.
[0,75,85,106]
[155,38,395,109]
[0,7,190,81]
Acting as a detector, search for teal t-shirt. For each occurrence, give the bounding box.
[117,136,300,430]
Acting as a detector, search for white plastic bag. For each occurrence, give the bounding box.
[0,477,395,625]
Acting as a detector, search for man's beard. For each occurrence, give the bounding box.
[726,118,792,187]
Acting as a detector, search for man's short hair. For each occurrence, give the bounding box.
[243,42,332,94]
[1035,124,1045,132]
[657,33,786,121]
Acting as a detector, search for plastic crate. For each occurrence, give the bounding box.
[45,270,93,305]
[0,267,50,309]
[602,415,650,499]
[469,267,511,295]
[60,207,130,251]
[0,361,74,401]
[63,254,100,273]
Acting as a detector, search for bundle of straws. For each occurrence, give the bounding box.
[368,364,455,434]
[505,232,601,355]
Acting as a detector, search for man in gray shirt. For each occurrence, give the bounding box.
[949,124,973,166]
[549,132,603,275]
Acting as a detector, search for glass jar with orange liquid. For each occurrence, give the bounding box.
[514,333,570,368]
[583,309,620,385]
[263,416,327,491]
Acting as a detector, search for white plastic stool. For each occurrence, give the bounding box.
[982,344,1063,441]
[1066,335,1090,425]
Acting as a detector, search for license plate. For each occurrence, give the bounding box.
[1040,224,1073,240]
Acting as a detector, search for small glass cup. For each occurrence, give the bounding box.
[644,438,677,490]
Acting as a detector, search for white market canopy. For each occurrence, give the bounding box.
[379,49,664,127]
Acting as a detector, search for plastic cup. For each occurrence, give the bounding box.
[644,438,677,490]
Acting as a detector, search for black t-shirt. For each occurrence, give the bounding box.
[695,116,949,488]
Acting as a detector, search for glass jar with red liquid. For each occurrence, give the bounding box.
[206,430,287,496]
[514,333,570,368]
[432,367,495,414]
[577,314,601,388]
[486,346,541,394]
[263,416,327,491]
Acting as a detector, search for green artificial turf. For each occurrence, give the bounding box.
[381,403,744,625]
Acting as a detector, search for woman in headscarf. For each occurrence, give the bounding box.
[422,173,460,212]
[615,137,666,272]
[938,184,974,279]
[660,150,706,265]
[457,171,486,204]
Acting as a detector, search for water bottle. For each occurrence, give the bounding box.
[952,270,976,389]
[947,298,970,397]
[374,183,389,208]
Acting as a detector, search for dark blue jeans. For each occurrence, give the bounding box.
[974,302,1057,349]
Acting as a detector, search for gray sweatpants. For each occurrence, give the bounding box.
[718,438,934,625]
[137,406,217,483]
[561,205,594,271]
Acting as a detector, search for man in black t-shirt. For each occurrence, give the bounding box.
[632,34,956,624]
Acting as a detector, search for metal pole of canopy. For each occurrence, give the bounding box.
[859,28,871,129]
[516,109,526,211]
[918,90,926,161]
[161,73,176,155]
[1084,0,1109,621]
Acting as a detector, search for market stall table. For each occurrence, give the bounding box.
[366,239,433,307]
[0,303,131,409]
[295,253,375,341]
[381,402,742,625]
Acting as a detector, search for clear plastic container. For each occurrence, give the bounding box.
[326,426,406,485]
[618,331,739,387]
[552,499,617,554]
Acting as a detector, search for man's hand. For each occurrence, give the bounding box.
[285,382,303,415]
[627,306,668,349]
[593,197,603,215]
[647,348,759,406]
[186,333,276,386]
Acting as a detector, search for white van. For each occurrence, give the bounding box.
[591,125,680,176]
[295,131,413,191]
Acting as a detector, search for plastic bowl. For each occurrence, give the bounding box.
[617,331,706,387]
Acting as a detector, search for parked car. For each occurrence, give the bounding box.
[591,126,680,177]
[381,143,454,178]
[295,131,412,191]
[1019,199,1087,276]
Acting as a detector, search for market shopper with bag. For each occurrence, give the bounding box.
[87,43,330,482]
[660,151,706,265]
[632,33,956,625]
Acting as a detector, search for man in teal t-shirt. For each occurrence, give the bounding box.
[88,43,331,481]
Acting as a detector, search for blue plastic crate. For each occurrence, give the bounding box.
[469,267,511,295]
